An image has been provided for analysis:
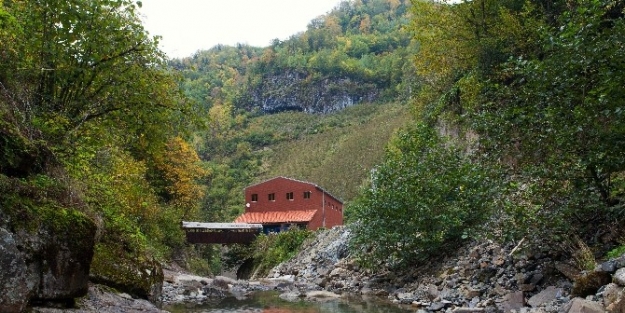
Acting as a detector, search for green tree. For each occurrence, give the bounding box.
[2,0,188,151]
[0,0,204,268]
[407,0,625,242]
[472,0,625,233]
[349,124,494,268]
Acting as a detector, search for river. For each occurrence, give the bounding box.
[164,291,413,313]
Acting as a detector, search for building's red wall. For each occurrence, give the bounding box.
[244,177,343,229]
[307,201,343,230]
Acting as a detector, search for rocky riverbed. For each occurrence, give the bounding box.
[155,226,625,313]
[269,226,625,313]
[22,226,625,313]
[160,269,344,306]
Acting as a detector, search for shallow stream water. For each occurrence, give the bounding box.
[164,291,413,313]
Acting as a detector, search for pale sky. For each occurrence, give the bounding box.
[139,0,342,59]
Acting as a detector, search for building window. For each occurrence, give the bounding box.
[286,192,294,200]
[251,194,258,202]
[268,193,275,201]
[303,191,311,199]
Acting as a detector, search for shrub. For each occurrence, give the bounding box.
[349,123,495,269]
[242,228,312,278]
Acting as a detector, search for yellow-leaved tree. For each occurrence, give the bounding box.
[154,137,209,220]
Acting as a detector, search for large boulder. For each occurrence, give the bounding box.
[32,284,168,313]
[604,283,625,313]
[614,268,625,286]
[563,298,605,313]
[90,242,163,304]
[18,209,96,302]
[0,206,97,312]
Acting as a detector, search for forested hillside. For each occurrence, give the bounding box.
[179,0,419,227]
[196,102,410,224]
[171,0,416,115]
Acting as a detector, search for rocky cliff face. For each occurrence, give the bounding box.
[0,209,97,313]
[248,71,379,113]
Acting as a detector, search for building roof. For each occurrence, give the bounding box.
[245,176,343,204]
[234,210,318,224]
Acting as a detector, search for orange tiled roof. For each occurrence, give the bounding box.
[234,210,317,224]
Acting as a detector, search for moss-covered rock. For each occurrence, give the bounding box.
[90,241,163,303]
[29,207,97,300]
[0,174,97,310]
[572,270,612,297]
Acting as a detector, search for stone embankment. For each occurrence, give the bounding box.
[269,226,625,313]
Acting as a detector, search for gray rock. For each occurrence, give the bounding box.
[600,261,618,273]
[453,308,485,313]
[0,228,30,313]
[33,284,168,313]
[1,211,97,310]
[615,256,625,268]
[497,291,525,313]
[530,274,544,285]
[253,74,378,114]
[279,291,303,302]
[603,283,623,311]
[614,268,625,286]
[397,292,415,304]
[429,301,449,311]
[562,297,605,313]
[528,286,561,308]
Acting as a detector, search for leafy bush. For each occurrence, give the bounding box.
[608,246,625,260]
[349,123,495,268]
[222,229,312,278]
[251,229,313,277]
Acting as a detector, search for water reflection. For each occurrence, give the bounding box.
[165,291,413,313]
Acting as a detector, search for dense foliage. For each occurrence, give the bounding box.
[349,123,495,268]
[349,0,625,267]
[0,0,208,269]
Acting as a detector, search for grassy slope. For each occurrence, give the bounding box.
[248,102,411,204]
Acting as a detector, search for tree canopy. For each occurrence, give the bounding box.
[0,0,208,271]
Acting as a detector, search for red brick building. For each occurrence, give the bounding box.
[234,177,343,232]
